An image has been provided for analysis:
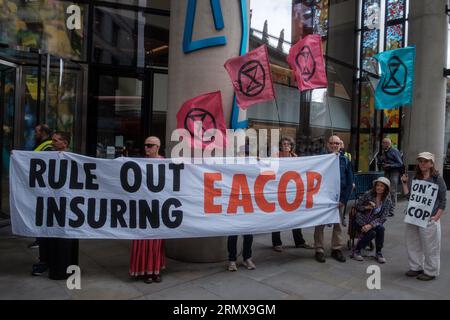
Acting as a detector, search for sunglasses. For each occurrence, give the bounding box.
[144,143,158,148]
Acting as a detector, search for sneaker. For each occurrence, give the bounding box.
[405,270,423,277]
[31,262,48,276]
[331,249,346,262]
[376,253,386,264]
[315,252,326,263]
[273,245,283,252]
[342,219,347,227]
[228,261,238,272]
[243,259,256,270]
[295,242,314,249]
[28,240,39,249]
[416,273,435,281]
[351,250,364,261]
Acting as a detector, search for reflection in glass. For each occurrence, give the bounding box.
[22,67,39,150]
[1,67,15,214]
[96,76,142,159]
[0,0,86,60]
[93,7,169,67]
[45,57,83,148]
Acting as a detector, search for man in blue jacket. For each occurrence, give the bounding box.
[376,138,403,211]
[314,135,354,263]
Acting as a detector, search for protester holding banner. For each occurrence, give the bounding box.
[30,124,53,275]
[350,177,393,263]
[272,136,313,252]
[46,132,79,280]
[314,135,353,263]
[401,152,447,281]
[376,138,404,211]
[129,136,166,284]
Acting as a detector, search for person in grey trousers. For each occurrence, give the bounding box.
[376,138,404,212]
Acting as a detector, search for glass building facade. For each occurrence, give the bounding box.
[0,0,414,216]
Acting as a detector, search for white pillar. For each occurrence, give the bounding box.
[403,0,448,171]
[165,0,249,262]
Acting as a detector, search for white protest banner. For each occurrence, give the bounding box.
[404,179,438,228]
[10,151,340,239]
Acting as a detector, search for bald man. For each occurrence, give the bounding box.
[376,138,403,210]
[314,135,353,263]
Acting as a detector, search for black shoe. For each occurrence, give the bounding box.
[331,249,346,262]
[388,213,394,217]
[417,273,436,281]
[28,240,39,249]
[31,262,48,276]
[315,252,326,263]
[405,270,423,277]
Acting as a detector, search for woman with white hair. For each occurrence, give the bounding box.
[350,177,393,263]
[401,152,447,281]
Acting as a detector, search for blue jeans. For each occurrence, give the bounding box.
[228,235,253,261]
[355,225,385,253]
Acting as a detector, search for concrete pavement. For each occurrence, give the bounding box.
[1,197,449,300]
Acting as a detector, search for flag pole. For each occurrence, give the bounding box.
[325,91,334,136]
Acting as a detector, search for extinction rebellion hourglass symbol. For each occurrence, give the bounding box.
[237,60,266,97]
[184,108,218,144]
[296,45,316,82]
[381,56,407,95]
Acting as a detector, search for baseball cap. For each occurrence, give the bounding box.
[417,152,435,163]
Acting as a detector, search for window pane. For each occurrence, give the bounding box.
[363,0,380,29]
[362,29,379,73]
[93,7,137,66]
[386,0,405,22]
[313,0,329,38]
[22,67,40,150]
[143,13,169,67]
[96,76,143,158]
[360,81,375,129]
[383,109,400,128]
[1,68,15,214]
[151,72,167,153]
[45,58,84,148]
[0,1,87,60]
[94,0,170,10]
[385,24,403,51]
[358,133,373,172]
[93,7,169,67]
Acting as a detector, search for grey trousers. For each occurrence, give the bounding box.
[386,170,400,208]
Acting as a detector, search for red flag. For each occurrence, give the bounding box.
[176,91,227,148]
[224,45,275,110]
[287,34,328,92]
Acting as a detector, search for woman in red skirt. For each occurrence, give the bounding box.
[129,136,165,283]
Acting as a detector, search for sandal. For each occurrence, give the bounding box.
[143,276,153,284]
[152,274,162,283]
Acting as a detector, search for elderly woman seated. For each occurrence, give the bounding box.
[351,177,394,264]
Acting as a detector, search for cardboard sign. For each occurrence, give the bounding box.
[404,179,438,228]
